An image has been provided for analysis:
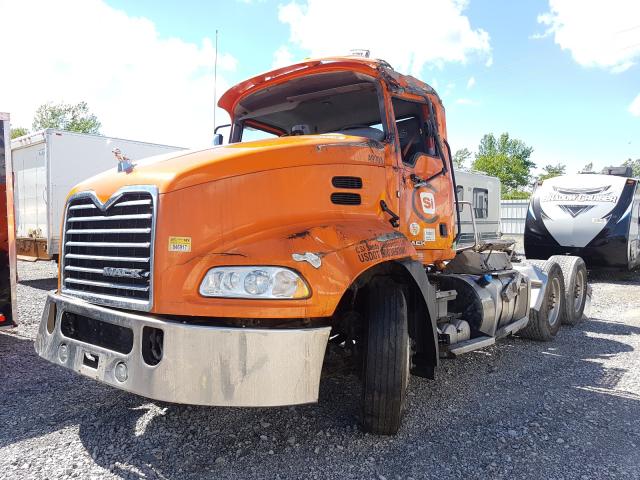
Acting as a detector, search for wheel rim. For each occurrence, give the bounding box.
[573,269,586,313]
[547,277,561,327]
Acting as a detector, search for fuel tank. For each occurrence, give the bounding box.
[434,272,530,337]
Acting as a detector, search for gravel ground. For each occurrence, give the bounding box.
[1,260,640,480]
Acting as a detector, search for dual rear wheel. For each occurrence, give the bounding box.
[522,255,588,341]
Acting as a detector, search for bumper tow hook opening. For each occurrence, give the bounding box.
[46,302,57,334]
[83,352,99,369]
[142,326,164,366]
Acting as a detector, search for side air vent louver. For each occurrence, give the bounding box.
[331,192,361,205]
[332,176,363,189]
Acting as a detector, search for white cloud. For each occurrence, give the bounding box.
[1,0,237,148]
[443,82,456,97]
[537,0,640,72]
[455,98,479,106]
[272,45,295,68]
[466,76,476,89]
[629,93,640,117]
[277,0,490,76]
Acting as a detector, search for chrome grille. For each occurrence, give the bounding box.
[61,187,157,311]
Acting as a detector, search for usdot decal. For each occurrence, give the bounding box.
[356,238,407,263]
[424,228,436,242]
[409,222,420,236]
[420,192,435,215]
[169,236,192,252]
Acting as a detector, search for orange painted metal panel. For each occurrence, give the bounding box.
[58,58,455,320]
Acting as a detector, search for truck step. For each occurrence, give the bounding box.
[495,316,529,339]
[448,336,495,357]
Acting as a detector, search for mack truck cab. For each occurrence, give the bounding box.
[35,57,590,435]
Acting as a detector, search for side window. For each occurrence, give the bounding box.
[456,185,464,201]
[392,98,426,166]
[392,97,440,166]
[473,188,488,219]
[395,116,424,165]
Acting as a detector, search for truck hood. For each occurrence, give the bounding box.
[71,134,384,201]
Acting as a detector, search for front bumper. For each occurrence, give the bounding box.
[35,292,330,407]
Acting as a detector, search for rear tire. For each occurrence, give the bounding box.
[548,255,588,325]
[361,278,409,435]
[520,260,565,342]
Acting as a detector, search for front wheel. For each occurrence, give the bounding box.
[361,278,409,435]
[521,260,565,342]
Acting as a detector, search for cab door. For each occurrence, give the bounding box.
[391,97,456,265]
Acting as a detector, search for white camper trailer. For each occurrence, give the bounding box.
[525,168,640,270]
[454,170,501,248]
[11,129,185,260]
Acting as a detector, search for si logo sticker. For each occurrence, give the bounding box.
[409,222,420,236]
[420,192,435,215]
[169,236,192,252]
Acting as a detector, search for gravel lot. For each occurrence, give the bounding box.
[2,260,640,480]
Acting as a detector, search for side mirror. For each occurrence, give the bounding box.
[213,123,231,146]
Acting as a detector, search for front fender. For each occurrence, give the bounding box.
[153,219,419,319]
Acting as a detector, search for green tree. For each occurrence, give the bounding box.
[471,132,535,193]
[10,127,29,139]
[452,148,472,169]
[622,158,640,177]
[502,190,531,200]
[538,163,566,182]
[32,101,101,134]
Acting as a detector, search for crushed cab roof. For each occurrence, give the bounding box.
[218,56,441,115]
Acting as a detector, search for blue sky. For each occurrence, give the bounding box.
[3,0,639,174]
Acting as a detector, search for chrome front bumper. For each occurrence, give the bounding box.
[35,292,330,407]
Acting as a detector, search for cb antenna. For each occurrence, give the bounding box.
[213,29,219,131]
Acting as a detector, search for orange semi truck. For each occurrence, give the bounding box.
[35,57,589,434]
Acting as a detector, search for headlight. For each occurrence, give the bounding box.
[199,266,310,299]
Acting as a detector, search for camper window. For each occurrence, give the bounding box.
[456,185,464,201]
[473,188,488,219]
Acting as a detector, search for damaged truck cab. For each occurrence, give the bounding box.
[35,57,589,434]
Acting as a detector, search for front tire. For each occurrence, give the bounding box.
[361,278,409,435]
[521,260,565,341]
[548,255,588,325]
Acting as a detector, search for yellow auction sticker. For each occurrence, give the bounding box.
[168,236,192,252]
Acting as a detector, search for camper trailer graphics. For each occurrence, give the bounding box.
[525,173,640,269]
[542,186,619,204]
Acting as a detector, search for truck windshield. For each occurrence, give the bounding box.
[233,70,385,143]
